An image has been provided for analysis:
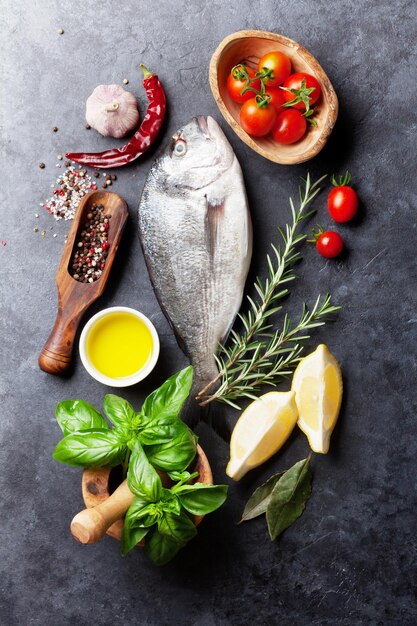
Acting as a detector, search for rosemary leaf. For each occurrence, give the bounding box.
[196,174,340,408]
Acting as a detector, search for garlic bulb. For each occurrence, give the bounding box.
[85,84,140,138]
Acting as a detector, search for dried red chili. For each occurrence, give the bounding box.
[66,65,166,169]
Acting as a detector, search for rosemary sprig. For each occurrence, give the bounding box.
[196,174,340,408]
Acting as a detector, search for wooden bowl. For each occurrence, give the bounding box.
[209,30,338,164]
[81,444,213,542]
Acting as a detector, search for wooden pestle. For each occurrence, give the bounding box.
[71,479,134,544]
[74,446,212,546]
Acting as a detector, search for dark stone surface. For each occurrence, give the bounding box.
[1,1,416,624]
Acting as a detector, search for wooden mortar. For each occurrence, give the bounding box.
[71,444,212,545]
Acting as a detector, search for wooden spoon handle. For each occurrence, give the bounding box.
[71,480,134,545]
[38,309,83,375]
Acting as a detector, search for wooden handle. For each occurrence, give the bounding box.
[38,309,82,375]
[71,480,134,544]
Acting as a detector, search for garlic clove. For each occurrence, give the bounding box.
[85,84,140,138]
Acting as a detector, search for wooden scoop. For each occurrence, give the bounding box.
[38,191,128,375]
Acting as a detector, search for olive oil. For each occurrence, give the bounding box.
[87,312,154,378]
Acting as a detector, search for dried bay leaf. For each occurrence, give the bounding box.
[266,455,312,541]
[239,472,285,523]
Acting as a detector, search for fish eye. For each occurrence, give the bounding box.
[173,139,187,156]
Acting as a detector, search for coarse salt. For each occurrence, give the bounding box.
[41,163,96,221]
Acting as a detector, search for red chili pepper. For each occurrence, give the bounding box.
[65,65,166,168]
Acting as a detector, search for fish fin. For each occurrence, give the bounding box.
[204,196,225,262]
[179,361,230,442]
[181,396,231,443]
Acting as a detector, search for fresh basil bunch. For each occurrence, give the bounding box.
[53,366,197,473]
[122,441,228,564]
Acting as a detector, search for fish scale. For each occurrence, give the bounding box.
[138,116,252,410]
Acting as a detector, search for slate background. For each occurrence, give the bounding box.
[1,1,416,624]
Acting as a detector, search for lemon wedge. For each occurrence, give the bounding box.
[291,344,342,454]
[226,391,298,481]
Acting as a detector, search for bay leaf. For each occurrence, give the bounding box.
[266,455,312,541]
[239,472,285,523]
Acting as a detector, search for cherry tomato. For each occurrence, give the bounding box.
[227,65,261,104]
[240,98,277,137]
[257,51,291,87]
[265,87,286,111]
[283,73,321,110]
[328,171,358,222]
[271,109,307,144]
[315,230,344,258]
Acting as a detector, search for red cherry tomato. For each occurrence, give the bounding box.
[315,230,344,258]
[240,98,277,137]
[265,87,286,111]
[283,72,321,110]
[328,171,359,222]
[271,109,307,144]
[257,51,291,87]
[227,65,261,104]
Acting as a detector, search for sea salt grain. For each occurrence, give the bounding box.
[41,163,97,221]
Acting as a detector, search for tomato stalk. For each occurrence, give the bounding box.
[303,109,318,127]
[256,67,275,82]
[331,170,351,187]
[231,64,263,97]
[308,225,327,243]
[281,78,316,113]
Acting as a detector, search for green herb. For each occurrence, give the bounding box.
[53,367,197,477]
[145,519,196,566]
[197,175,340,408]
[144,428,198,472]
[55,400,109,435]
[121,444,228,563]
[103,394,135,428]
[173,483,228,516]
[167,469,200,483]
[127,441,162,501]
[141,365,193,421]
[266,456,312,540]
[238,471,285,523]
[52,429,125,467]
[240,456,312,541]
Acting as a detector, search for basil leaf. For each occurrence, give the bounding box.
[168,470,199,483]
[144,529,184,566]
[175,483,228,515]
[141,366,193,422]
[55,400,109,436]
[103,394,135,428]
[52,429,125,467]
[121,524,149,557]
[139,416,188,446]
[157,511,197,543]
[124,495,158,529]
[127,441,162,501]
[144,428,197,472]
[160,489,181,516]
[239,472,285,523]
[266,456,312,541]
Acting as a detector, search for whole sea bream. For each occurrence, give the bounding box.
[138,116,252,400]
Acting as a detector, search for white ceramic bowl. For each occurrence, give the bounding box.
[79,306,160,387]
